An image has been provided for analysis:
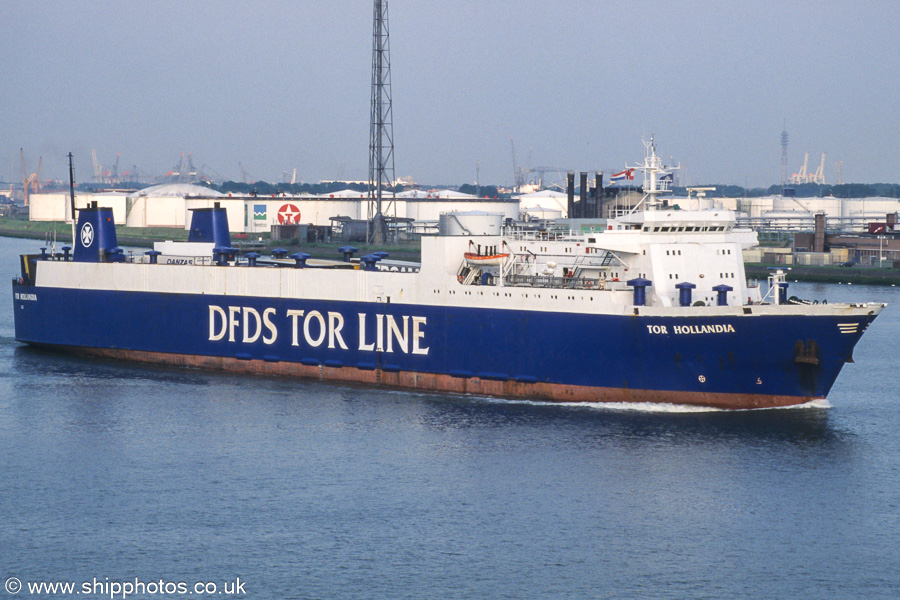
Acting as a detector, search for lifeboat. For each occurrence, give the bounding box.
[464,252,509,266]
[465,240,510,266]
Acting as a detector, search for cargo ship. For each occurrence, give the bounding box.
[11,141,884,409]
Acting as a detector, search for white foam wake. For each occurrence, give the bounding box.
[482,397,832,413]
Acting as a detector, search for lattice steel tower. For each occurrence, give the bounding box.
[781,124,789,189]
[368,0,395,243]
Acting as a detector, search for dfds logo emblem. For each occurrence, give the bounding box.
[80,222,94,247]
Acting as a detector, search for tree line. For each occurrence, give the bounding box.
[73,180,899,200]
[672,183,900,199]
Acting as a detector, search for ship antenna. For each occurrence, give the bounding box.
[68,152,77,245]
[627,135,679,214]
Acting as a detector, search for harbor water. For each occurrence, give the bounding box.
[1,236,899,599]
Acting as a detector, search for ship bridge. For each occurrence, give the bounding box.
[619,209,737,233]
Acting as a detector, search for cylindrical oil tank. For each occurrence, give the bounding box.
[439,211,504,235]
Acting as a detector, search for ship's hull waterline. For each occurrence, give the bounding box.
[32,346,841,410]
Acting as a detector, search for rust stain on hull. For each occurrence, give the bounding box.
[65,346,814,410]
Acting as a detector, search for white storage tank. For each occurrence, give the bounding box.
[439,211,504,235]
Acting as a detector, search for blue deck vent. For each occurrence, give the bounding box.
[290,252,311,268]
[104,247,126,263]
[675,282,696,307]
[145,250,162,264]
[627,278,652,307]
[245,252,260,267]
[360,254,381,271]
[213,247,237,266]
[271,249,288,259]
[338,246,358,262]
[712,284,733,306]
[73,204,119,263]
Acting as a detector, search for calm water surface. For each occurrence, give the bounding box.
[1,236,898,599]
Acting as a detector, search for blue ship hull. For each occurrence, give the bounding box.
[12,282,877,409]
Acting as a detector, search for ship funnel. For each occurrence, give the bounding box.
[73,203,121,262]
[188,203,231,248]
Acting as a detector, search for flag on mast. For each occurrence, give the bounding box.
[610,168,635,183]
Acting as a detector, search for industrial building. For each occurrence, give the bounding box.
[28,190,130,224]
[728,195,900,233]
[27,185,518,234]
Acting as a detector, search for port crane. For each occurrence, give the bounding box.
[526,166,568,190]
[509,138,532,192]
[791,152,826,184]
[20,148,41,206]
[91,150,122,183]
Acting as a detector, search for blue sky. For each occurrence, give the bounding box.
[3,0,897,188]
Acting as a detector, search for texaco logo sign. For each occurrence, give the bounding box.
[277,203,302,225]
[80,222,94,247]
